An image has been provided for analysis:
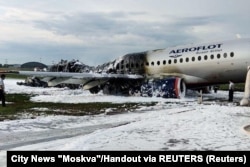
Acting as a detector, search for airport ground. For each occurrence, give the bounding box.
[0,69,246,121]
[1,76,250,167]
[0,72,157,121]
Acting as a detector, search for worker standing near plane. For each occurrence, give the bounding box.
[0,74,6,107]
[228,80,235,102]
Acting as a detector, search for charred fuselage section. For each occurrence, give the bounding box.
[19,52,186,98]
[114,52,147,75]
[93,51,147,75]
[91,52,148,95]
[50,59,95,73]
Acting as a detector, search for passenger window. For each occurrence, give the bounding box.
[126,64,129,68]
[230,52,234,57]
[217,54,221,59]
[204,55,208,60]
[168,60,172,64]
[198,56,201,61]
[151,62,154,66]
[174,59,177,63]
[223,53,227,58]
[157,61,160,65]
[192,57,195,62]
[146,62,149,66]
[210,54,214,59]
[163,60,166,65]
[180,58,183,63]
[131,63,134,68]
[186,57,189,62]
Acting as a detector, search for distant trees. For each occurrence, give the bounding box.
[0,64,11,68]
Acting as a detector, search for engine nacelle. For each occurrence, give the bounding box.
[141,77,186,98]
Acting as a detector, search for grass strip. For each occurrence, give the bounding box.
[0,93,157,121]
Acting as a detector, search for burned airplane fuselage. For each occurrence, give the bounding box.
[92,52,148,95]
[19,51,186,98]
[91,50,185,98]
[113,52,147,75]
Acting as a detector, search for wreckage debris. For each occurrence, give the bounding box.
[17,77,48,87]
[17,59,182,98]
[50,59,95,73]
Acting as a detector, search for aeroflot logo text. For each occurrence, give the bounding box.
[169,43,223,54]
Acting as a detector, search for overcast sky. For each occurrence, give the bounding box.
[0,0,250,66]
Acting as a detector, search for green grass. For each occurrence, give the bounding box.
[5,73,27,79]
[0,93,157,121]
[217,83,245,92]
[0,71,156,121]
[0,67,32,79]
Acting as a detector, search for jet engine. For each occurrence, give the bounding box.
[140,77,186,98]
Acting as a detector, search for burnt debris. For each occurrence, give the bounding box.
[49,59,95,73]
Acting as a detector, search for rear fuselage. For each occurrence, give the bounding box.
[114,38,250,88]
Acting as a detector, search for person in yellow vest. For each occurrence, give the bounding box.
[0,74,6,107]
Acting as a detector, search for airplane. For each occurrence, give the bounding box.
[19,38,250,101]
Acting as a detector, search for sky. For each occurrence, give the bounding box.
[0,0,250,66]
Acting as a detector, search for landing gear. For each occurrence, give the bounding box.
[197,90,203,104]
[240,66,250,106]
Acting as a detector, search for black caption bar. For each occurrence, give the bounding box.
[7,151,249,167]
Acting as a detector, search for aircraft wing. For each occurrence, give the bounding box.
[19,71,144,89]
[19,71,144,79]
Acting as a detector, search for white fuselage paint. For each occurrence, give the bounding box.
[144,38,250,87]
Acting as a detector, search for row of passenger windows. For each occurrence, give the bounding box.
[116,52,234,69]
[148,52,234,66]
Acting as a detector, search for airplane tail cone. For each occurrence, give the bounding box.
[240,66,250,106]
